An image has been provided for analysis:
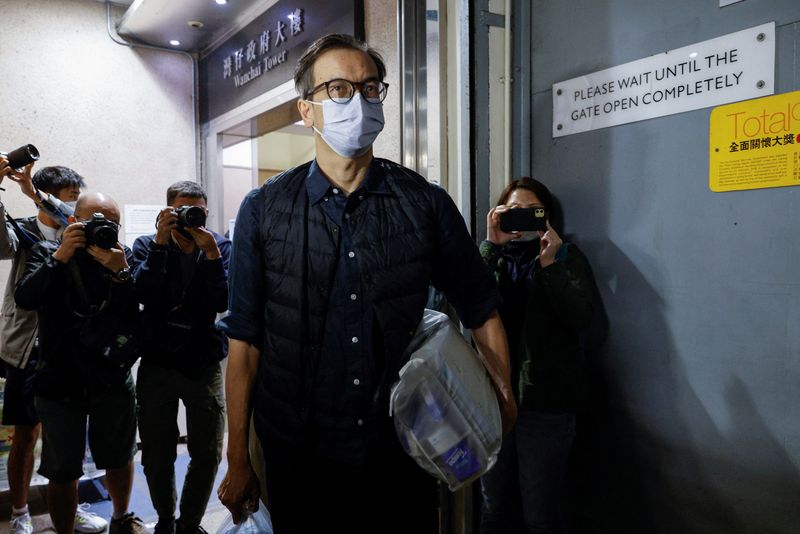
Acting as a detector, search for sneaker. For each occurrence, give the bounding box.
[154,517,175,534]
[10,513,33,534]
[110,513,149,534]
[75,503,109,533]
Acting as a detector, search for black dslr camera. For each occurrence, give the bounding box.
[0,144,40,170]
[83,213,119,249]
[175,205,206,229]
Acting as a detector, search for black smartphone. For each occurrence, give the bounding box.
[499,207,547,232]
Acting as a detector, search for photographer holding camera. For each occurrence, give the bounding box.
[14,192,148,534]
[130,181,230,534]
[0,162,109,534]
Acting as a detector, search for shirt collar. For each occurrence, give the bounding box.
[306,158,392,205]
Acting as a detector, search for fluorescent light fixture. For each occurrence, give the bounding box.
[215,0,228,5]
[169,40,181,46]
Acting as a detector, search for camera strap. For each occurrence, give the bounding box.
[67,258,111,318]
[4,213,39,249]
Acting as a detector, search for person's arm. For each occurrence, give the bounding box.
[471,310,518,433]
[0,163,39,259]
[537,245,594,333]
[14,241,63,310]
[217,339,261,522]
[187,229,230,313]
[429,186,517,432]
[216,189,266,522]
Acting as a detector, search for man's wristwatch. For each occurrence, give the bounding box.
[114,267,132,282]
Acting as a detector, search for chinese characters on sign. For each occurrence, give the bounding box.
[552,22,775,137]
[709,91,800,192]
[222,8,305,89]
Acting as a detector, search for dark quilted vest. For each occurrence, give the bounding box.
[253,159,439,449]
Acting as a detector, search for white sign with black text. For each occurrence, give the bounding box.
[552,22,775,137]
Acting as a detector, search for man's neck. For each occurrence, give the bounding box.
[36,212,60,230]
[314,139,373,194]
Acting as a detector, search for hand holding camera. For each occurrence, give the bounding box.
[486,205,521,246]
[53,223,87,264]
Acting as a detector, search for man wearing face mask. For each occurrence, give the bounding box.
[130,181,230,534]
[0,164,107,534]
[15,193,148,534]
[217,34,517,533]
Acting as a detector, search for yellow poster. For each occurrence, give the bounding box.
[709,91,800,192]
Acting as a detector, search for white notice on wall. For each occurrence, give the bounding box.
[552,22,775,137]
[123,204,162,248]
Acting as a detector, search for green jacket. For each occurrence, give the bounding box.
[480,239,594,412]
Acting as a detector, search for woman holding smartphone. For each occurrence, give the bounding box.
[479,177,595,534]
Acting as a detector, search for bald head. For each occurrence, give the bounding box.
[74,193,121,224]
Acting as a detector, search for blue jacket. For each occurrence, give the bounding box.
[131,231,230,378]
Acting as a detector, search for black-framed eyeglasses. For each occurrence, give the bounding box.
[305,78,389,104]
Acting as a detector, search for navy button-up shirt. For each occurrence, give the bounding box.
[220,159,499,465]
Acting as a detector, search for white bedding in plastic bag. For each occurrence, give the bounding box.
[389,309,502,491]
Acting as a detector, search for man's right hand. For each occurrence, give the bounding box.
[155,207,177,246]
[52,223,86,263]
[218,459,261,524]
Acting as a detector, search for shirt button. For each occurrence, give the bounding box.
[358,195,364,201]
[353,378,360,386]
[348,251,355,258]
[323,196,329,202]
[351,336,359,344]
[344,213,350,219]
[350,293,357,300]
[357,419,364,426]
[333,188,340,194]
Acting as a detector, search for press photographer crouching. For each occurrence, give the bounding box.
[130,181,230,534]
[14,193,148,534]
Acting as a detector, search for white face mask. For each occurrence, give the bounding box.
[308,93,385,158]
[514,231,539,242]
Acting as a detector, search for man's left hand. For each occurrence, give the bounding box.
[87,245,129,274]
[186,227,221,260]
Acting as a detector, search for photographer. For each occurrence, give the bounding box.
[479,177,595,534]
[14,193,148,534]
[0,164,108,534]
[130,181,230,534]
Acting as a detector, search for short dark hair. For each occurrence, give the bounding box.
[32,166,86,195]
[166,181,206,205]
[294,34,386,99]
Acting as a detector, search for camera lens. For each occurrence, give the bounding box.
[179,206,206,228]
[91,226,118,249]
[6,144,40,169]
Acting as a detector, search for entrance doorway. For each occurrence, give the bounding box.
[212,93,315,237]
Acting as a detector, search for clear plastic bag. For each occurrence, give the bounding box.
[389,310,502,491]
[216,501,273,534]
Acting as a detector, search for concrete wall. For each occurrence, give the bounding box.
[0,0,194,264]
[526,1,800,532]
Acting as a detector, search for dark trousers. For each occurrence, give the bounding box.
[262,441,439,534]
[480,411,576,534]
[137,362,225,529]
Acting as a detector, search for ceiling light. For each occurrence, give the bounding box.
[169,40,181,46]
[215,0,228,5]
